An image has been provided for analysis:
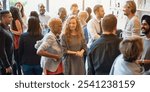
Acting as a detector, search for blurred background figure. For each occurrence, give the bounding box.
[85,7,92,23]
[0,1,3,11]
[58,7,67,24]
[78,11,89,44]
[38,3,50,35]
[70,3,79,16]
[15,2,27,32]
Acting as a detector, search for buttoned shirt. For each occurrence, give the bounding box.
[87,16,102,48]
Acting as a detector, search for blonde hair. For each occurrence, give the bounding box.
[78,11,89,21]
[126,0,136,14]
[119,36,143,62]
[62,15,84,44]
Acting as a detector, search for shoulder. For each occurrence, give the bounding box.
[43,33,55,42]
[89,39,102,53]
[132,16,140,23]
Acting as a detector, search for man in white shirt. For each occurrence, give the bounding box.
[38,3,50,35]
[87,4,105,48]
[122,0,140,38]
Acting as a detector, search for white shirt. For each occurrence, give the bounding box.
[122,16,140,39]
[87,16,102,48]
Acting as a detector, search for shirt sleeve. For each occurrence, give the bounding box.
[37,35,54,51]
[87,20,100,41]
[0,30,10,68]
[87,51,95,75]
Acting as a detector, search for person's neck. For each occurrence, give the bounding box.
[71,30,77,35]
[96,16,101,21]
[127,13,135,20]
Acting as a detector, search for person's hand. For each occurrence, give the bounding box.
[54,55,61,62]
[5,66,12,74]
[76,51,83,57]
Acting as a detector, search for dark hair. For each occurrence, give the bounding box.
[93,4,103,14]
[27,16,42,37]
[141,15,150,26]
[0,10,10,20]
[30,11,40,22]
[15,2,25,17]
[10,6,23,30]
[86,7,92,14]
[102,14,117,32]
[119,36,143,62]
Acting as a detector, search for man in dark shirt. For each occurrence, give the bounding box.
[87,14,121,75]
[0,10,14,75]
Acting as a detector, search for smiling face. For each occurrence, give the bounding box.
[38,4,45,15]
[141,20,150,35]
[49,18,62,35]
[69,18,77,31]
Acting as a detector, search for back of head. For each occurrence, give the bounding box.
[126,0,136,14]
[102,14,117,32]
[78,11,89,21]
[30,11,39,19]
[93,4,103,14]
[28,16,41,37]
[119,36,143,62]
[86,7,92,14]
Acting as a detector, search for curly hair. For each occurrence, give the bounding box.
[63,15,84,44]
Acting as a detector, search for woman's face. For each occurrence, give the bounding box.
[15,3,22,11]
[69,18,77,31]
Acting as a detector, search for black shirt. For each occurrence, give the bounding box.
[87,34,122,75]
[19,32,43,65]
[0,23,14,68]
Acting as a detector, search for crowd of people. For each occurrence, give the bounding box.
[0,0,150,75]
